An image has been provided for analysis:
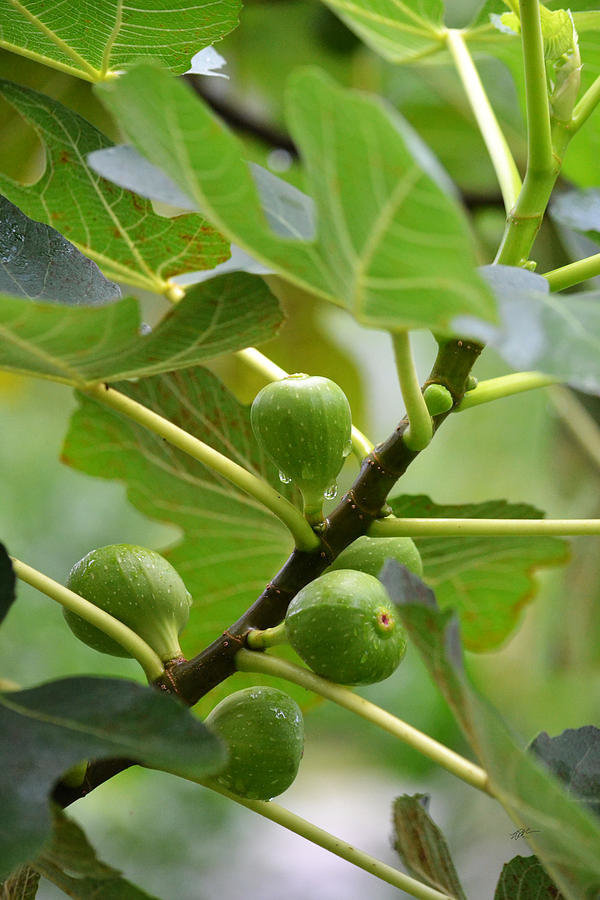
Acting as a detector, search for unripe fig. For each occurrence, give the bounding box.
[423,383,453,416]
[285,569,407,685]
[64,544,192,662]
[205,687,304,800]
[250,374,352,520]
[328,535,423,579]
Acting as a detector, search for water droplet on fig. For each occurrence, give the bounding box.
[278,470,292,484]
[323,483,337,500]
[342,440,353,458]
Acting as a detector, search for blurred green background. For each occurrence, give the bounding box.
[1,0,599,896]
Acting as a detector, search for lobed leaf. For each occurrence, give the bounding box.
[317,0,447,64]
[390,495,568,651]
[392,794,466,899]
[494,855,564,899]
[455,265,600,397]
[0,272,282,387]
[0,0,240,83]
[381,562,600,900]
[0,196,120,305]
[96,63,495,333]
[0,81,229,295]
[0,676,225,879]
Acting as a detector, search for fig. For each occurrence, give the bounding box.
[250,374,352,521]
[328,535,423,579]
[423,383,453,416]
[64,544,191,662]
[285,569,407,685]
[205,687,304,800]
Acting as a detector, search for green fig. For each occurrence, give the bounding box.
[285,569,407,685]
[250,374,352,521]
[328,535,423,579]
[205,687,304,800]
[64,544,191,662]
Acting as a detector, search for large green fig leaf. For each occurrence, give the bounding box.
[0,676,225,879]
[390,495,568,651]
[96,64,495,333]
[0,0,240,82]
[382,562,600,900]
[0,273,281,387]
[0,81,229,295]
[317,0,447,64]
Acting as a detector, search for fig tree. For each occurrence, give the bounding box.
[250,374,352,521]
[328,535,423,579]
[205,687,304,800]
[285,569,407,685]
[64,544,192,662]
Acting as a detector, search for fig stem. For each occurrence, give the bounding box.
[368,517,600,537]
[11,557,165,682]
[456,371,556,410]
[202,781,455,900]
[246,622,288,650]
[236,649,491,795]
[235,347,374,461]
[85,382,320,553]
[446,28,521,212]
[544,252,600,292]
[392,332,433,452]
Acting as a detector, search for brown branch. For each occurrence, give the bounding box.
[54,336,483,808]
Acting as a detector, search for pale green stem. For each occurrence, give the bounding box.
[446,29,522,212]
[202,781,454,900]
[236,649,490,795]
[11,558,164,682]
[571,73,600,132]
[246,622,288,650]
[392,333,433,452]
[456,372,557,410]
[235,347,374,461]
[85,383,319,552]
[519,0,554,174]
[548,385,600,471]
[495,0,560,267]
[544,253,600,292]
[368,517,600,537]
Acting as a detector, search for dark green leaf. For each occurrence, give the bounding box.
[0,196,120,305]
[381,561,600,900]
[494,856,565,899]
[31,809,158,899]
[390,495,569,651]
[0,866,40,899]
[0,545,15,628]
[97,64,495,333]
[0,81,229,295]
[392,794,466,899]
[61,367,295,661]
[0,0,240,82]
[318,0,446,63]
[0,676,225,879]
[0,273,282,386]
[455,266,600,397]
[530,727,600,818]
